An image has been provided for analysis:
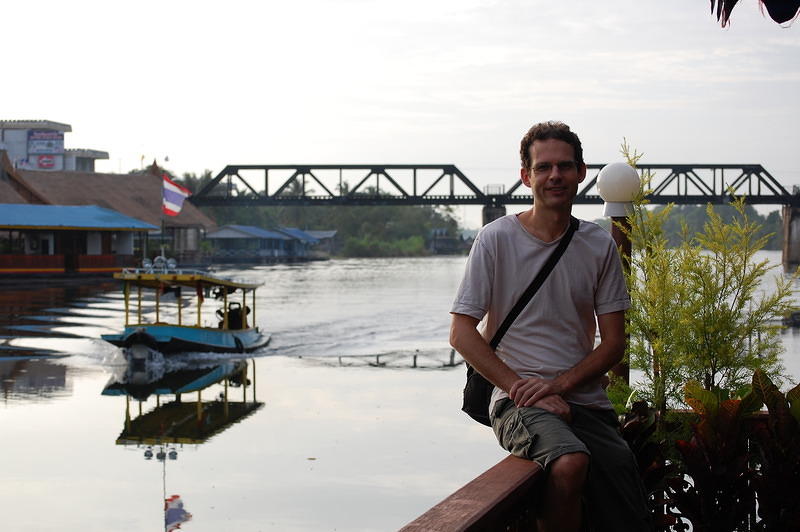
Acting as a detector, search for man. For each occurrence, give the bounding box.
[449,121,651,531]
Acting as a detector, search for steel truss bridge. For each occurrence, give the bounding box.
[191,164,799,208]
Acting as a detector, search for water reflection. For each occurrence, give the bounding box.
[1,358,69,402]
[102,358,263,446]
[102,358,262,531]
[0,280,120,357]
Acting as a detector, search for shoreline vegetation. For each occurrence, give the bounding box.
[595,203,783,250]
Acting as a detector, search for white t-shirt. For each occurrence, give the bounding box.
[450,213,631,411]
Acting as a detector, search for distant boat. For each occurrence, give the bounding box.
[101,257,270,360]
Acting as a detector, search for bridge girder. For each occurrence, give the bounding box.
[190,163,799,208]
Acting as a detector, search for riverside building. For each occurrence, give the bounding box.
[0,120,108,172]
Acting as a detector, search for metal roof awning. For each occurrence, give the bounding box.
[0,204,158,231]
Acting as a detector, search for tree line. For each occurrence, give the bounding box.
[595,203,783,251]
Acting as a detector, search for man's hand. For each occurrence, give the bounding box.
[529,394,572,423]
[509,376,564,407]
[509,377,571,422]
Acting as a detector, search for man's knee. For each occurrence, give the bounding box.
[549,452,589,487]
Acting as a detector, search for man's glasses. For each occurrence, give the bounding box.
[532,161,578,176]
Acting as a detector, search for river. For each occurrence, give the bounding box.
[0,254,798,531]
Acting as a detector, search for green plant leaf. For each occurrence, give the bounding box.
[738,389,763,414]
[753,369,777,403]
[685,381,718,417]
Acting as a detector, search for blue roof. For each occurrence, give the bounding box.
[206,225,321,243]
[0,204,158,231]
[224,225,292,240]
[277,227,319,243]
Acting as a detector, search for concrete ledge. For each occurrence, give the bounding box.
[399,455,543,532]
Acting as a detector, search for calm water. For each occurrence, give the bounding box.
[0,257,508,532]
[1,254,798,531]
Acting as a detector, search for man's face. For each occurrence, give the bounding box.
[521,138,587,210]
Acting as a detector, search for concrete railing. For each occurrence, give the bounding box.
[399,455,543,531]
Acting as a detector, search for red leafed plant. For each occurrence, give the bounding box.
[665,383,759,531]
[748,369,800,531]
[660,371,800,531]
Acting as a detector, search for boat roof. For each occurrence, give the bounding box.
[114,269,262,290]
[116,401,263,445]
[0,204,158,231]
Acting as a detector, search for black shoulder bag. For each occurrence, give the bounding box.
[461,216,579,426]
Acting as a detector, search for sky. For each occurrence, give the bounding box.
[3,0,798,227]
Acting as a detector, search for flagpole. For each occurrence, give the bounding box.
[161,214,166,260]
[160,167,166,260]
[163,456,167,532]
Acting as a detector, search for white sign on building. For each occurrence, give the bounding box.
[27,130,65,155]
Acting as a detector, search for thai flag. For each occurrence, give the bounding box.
[165,494,192,531]
[162,174,191,216]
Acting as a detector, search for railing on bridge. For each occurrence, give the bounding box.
[190,163,798,208]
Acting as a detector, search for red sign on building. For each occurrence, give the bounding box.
[37,155,55,169]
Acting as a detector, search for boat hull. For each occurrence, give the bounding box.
[101,325,270,355]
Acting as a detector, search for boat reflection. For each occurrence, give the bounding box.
[102,358,263,445]
[102,358,263,531]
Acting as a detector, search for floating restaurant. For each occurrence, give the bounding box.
[1,120,217,266]
[0,203,157,275]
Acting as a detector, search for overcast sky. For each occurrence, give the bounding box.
[4,0,798,226]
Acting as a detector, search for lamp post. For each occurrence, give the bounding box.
[597,162,641,384]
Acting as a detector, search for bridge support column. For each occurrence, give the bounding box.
[783,204,800,272]
[482,205,506,226]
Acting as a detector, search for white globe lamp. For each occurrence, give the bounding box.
[597,162,641,217]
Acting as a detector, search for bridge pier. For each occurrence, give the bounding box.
[783,202,800,273]
[482,205,507,226]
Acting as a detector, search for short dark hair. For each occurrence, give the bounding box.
[519,121,584,171]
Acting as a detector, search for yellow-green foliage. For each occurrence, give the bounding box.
[620,141,795,411]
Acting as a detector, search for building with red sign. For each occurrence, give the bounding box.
[0,120,108,172]
[0,150,216,271]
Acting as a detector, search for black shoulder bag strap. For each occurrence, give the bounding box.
[461,216,580,426]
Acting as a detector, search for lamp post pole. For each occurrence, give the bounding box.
[597,162,641,385]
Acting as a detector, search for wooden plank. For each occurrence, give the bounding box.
[399,455,543,532]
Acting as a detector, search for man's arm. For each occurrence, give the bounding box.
[509,310,626,407]
[449,313,519,392]
[450,313,572,419]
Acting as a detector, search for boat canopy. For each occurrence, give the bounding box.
[111,266,263,332]
[114,269,262,291]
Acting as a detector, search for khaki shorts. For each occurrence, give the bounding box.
[490,398,590,469]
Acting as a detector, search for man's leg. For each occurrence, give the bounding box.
[491,399,590,532]
[570,405,652,531]
[538,451,588,532]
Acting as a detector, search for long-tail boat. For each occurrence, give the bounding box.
[101,257,270,359]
